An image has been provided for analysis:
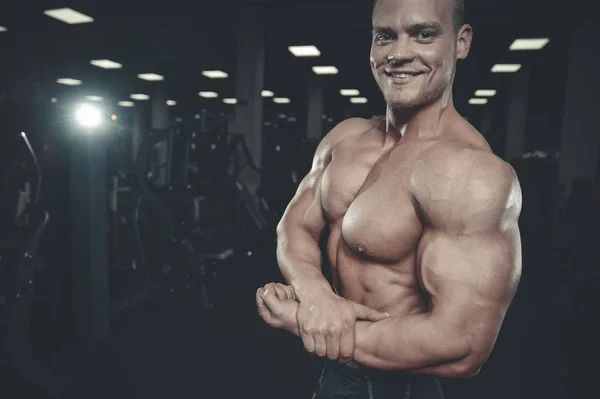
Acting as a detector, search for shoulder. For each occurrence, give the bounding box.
[313,117,380,164]
[412,142,521,229]
[414,140,518,191]
[321,117,380,148]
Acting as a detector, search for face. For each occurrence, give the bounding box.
[370,0,472,109]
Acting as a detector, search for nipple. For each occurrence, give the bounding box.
[357,243,367,253]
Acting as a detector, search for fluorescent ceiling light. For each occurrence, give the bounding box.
[313,66,339,75]
[199,91,218,98]
[202,70,228,79]
[57,78,82,86]
[474,90,496,97]
[167,100,177,106]
[138,73,164,81]
[44,8,94,24]
[118,101,135,107]
[262,90,274,97]
[85,95,103,102]
[223,98,237,104]
[510,38,550,51]
[130,94,150,100]
[340,89,360,96]
[0,27,7,32]
[90,59,122,69]
[491,64,522,73]
[350,97,368,104]
[273,98,291,104]
[469,98,488,105]
[289,45,321,57]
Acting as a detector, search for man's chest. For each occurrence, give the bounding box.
[320,138,431,261]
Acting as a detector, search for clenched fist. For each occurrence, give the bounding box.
[295,290,389,362]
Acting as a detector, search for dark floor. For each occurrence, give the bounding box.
[0,238,592,399]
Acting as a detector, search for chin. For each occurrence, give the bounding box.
[385,94,424,110]
[385,88,443,110]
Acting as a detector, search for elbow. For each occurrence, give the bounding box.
[448,347,487,378]
[450,359,482,378]
[446,330,490,378]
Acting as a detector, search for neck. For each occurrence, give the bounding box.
[385,89,457,143]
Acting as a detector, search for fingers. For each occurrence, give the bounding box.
[325,332,340,361]
[314,334,327,357]
[262,289,283,310]
[354,303,390,321]
[338,326,355,363]
[256,288,267,310]
[272,284,288,299]
[283,285,296,301]
[264,283,295,301]
[256,288,274,323]
[300,331,316,355]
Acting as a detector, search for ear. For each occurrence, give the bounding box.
[456,24,473,60]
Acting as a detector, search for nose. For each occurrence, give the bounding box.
[386,38,416,64]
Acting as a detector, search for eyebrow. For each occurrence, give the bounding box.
[373,21,444,34]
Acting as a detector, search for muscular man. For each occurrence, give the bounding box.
[257,0,522,397]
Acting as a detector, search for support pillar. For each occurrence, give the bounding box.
[151,83,169,185]
[306,78,324,142]
[132,104,145,163]
[558,20,600,192]
[70,126,110,341]
[229,5,266,196]
[504,66,530,162]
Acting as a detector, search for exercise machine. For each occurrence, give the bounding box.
[108,122,234,310]
[0,131,69,397]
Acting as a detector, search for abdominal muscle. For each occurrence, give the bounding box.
[326,222,429,318]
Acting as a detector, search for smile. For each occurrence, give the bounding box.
[385,71,422,80]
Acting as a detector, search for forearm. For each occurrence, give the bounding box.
[276,225,332,298]
[352,315,472,377]
[280,310,471,377]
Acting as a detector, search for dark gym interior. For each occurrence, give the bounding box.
[0,1,598,398]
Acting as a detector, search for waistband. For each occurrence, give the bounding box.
[331,359,413,382]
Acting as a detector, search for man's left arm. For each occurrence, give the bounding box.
[352,151,523,378]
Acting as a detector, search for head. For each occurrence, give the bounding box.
[370,0,472,110]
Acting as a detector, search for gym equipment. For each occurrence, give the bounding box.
[0,131,69,397]
[260,125,317,225]
[107,106,286,311]
[107,120,233,310]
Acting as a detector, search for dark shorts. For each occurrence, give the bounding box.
[313,360,444,399]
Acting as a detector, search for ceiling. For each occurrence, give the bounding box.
[0,0,575,127]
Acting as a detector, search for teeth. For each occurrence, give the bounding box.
[392,73,413,78]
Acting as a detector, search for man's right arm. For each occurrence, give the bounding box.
[276,118,369,298]
[276,147,331,297]
[274,118,390,362]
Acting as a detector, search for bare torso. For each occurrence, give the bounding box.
[320,116,492,317]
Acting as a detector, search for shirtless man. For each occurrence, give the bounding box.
[257,0,522,397]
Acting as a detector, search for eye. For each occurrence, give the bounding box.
[417,31,435,41]
[375,33,391,43]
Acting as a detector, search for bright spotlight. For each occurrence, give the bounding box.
[75,104,102,128]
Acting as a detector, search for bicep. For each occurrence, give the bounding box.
[419,225,522,360]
